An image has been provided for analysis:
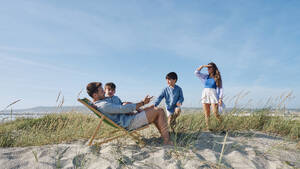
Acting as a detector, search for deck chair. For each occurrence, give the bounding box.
[78,98,152,147]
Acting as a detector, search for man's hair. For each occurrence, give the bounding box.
[105,82,116,90]
[166,72,178,82]
[86,82,102,98]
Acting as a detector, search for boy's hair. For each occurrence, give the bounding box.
[86,82,102,97]
[166,72,178,82]
[105,82,116,90]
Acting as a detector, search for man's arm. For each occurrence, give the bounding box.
[98,95,153,114]
[100,102,136,114]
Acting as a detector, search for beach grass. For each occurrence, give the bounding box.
[0,110,299,147]
[0,113,114,147]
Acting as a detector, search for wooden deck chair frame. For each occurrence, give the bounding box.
[78,98,151,147]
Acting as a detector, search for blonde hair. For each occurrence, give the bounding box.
[208,62,222,88]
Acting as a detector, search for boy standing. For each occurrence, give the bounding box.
[154,72,184,132]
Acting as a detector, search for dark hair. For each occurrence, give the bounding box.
[166,72,178,82]
[86,82,102,98]
[208,62,222,88]
[105,82,116,90]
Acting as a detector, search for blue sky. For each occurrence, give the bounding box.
[1,0,299,109]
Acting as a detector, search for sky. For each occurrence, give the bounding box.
[1,0,300,110]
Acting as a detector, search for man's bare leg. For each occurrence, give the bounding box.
[143,105,154,112]
[145,107,172,145]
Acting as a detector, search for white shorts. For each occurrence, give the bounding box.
[166,110,173,117]
[127,111,149,130]
[166,107,181,117]
[202,88,218,104]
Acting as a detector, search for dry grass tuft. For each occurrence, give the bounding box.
[0,113,115,147]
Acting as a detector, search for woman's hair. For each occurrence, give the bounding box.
[208,62,222,88]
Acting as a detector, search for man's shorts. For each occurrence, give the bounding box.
[127,111,149,130]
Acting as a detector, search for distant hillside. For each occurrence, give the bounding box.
[1,106,299,115]
[0,106,89,114]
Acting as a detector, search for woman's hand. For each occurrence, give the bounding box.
[197,65,212,71]
[204,65,212,68]
[197,65,204,71]
[176,102,182,107]
[219,99,223,105]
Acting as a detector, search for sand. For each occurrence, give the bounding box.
[1,128,299,169]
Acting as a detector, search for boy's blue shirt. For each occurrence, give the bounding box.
[154,84,184,113]
[106,95,122,105]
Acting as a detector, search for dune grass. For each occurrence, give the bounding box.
[0,113,114,147]
[177,112,300,138]
[0,111,299,147]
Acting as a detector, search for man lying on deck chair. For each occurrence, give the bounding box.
[86,82,172,145]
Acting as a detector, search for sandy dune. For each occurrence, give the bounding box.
[1,129,299,169]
